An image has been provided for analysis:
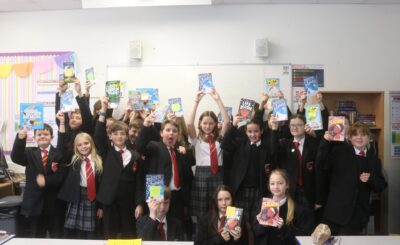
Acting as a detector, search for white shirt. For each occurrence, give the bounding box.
[293,137,305,155]
[354,147,367,156]
[167,146,181,191]
[114,145,132,167]
[189,136,223,167]
[250,140,262,147]
[80,155,95,187]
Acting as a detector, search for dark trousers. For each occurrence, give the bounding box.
[103,202,136,239]
[64,228,96,239]
[28,214,60,238]
[323,219,364,236]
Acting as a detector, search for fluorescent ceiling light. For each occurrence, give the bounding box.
[82,0,212,8]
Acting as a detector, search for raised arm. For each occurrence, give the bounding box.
[210,89,230,137]
[187,91,205,140]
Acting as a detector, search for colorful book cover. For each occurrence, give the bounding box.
[272,99,288,121]
[264,78,280,98]
[136,88,160,109]
[225,206,243,232]
[85,67,96,86]
[259,198,280,227]
[238,98,255,127]
[145,174,164,202]
[218,106,233,122]
[328,116,345,141]
[304,76,318,96]
[60,89,74,112]
[153,105,170,123]
[20,103,44,130]
[63,62,76,83]
[105,80,121,109]
[305,104,323,130]
[198,73,214,93]
[168,98,184,117]
[128,90,143,111]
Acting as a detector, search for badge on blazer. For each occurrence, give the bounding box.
[306,161,314,171]
[51,162,59,172]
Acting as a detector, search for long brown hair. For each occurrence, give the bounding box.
[198,111,219,142]
[209,185,234,233]
[268,169,295,224]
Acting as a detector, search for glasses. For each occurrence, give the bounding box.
[289,124,304,129]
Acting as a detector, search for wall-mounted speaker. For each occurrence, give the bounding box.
[255,38,269,58]
[130,40,142,60]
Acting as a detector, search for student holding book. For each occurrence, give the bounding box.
[315,122,387,235]
[137,187,184,241]
[11,123,65,238]
[136,113,193,226]
[253,169,314,245]
[95,96,144,239]
[195,185,246,245]
[270,114,320,211]
[187,89,231,218]
[56,112,103,239]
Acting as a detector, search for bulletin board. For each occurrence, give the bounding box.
[106,64,292,120]
[0,51,76,153]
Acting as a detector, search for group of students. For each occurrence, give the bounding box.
[10,79,387,245]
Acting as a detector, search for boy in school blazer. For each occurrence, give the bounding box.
[136,114,193,225]
[95,97,144,239]
[137,187,184,241]
[270,114,320,210]
[11,123,65,238]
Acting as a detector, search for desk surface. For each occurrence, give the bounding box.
[5,236,400,245]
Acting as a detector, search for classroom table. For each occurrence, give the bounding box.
[4,236,400,245]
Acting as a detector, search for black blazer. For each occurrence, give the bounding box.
[136,126,193,207]
[221,125,274,197]
[271,131,319,207]
[94,120,143,206]
[11,136,65,216]
[195,211,248,245]
[315,139,387,225]
[136,215,183,241]
[253,199,314,245]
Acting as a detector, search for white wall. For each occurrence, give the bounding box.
[1,4,400,233]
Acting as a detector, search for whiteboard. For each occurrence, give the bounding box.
[106,64,292,121]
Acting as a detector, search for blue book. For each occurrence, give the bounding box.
[146,174,164,202]
[304,76,318,96]
[198,73,214,93]
[168,98,184,117]
[136,88,160,109]
[305,104,323,130]
[238,98,255,127]
[154,105,170,123]
[20,103,44,130]
[264,78,280,98]
[60,89,74,112]
[272,99,288,121]
[105,80,121,109]
[218,106,233,123]
[128,90,143,111]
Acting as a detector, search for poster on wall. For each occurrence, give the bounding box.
[391,92,400,158]
[292,64,324,88]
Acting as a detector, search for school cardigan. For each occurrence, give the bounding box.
[11,136,65,216]
[315,139,387,225]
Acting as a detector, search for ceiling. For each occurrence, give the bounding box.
[1,0,400,13]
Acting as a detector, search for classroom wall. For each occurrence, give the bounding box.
[1,4,399,233]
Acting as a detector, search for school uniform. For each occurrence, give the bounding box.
[195,211,248,245]
[271,131,319,209]
[221,125,275,221]
[94,120,143,239]
[136,214,184,241]
[253,198,314,245]
[136,126,193,223]
[11,135,65,238]
[315,139,387,235]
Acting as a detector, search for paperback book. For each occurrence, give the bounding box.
[20,103,44,130]
[168,98,184,117]
[145,174,164,202]
[85,67,96,86]
[264,78,280,99]
[304,76,318,96]
[259,198,280,227]
[136,88,160,109]
[225,206,243,232]
[128,90,143,111]
[105,80,121,109]
[305,104,323,130]
[63,62,76,83]
[218,107,233,122]
[60,89,74,112]
[154,105,170,123]
[272,98,288,121]
[238,98,255,127]
[198,73,214,93]
[328,116,346,141]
